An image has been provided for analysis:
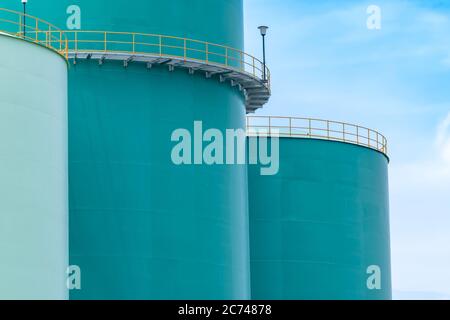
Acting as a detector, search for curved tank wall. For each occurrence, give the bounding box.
[248,138,392,300]
[0,34,68,299]
[67,61,249,300]
[20,0,243,48]
[3,1,250,299]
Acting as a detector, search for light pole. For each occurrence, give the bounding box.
[258,26,268,83]
[21,0,28,38]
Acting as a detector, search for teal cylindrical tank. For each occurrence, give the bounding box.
[0,34,68,299]
[25,1,243,47]
[9,0,250,299]
[248,137,392,300]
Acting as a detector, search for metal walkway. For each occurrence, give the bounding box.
[0,9,271,112]
[69,51,271,113]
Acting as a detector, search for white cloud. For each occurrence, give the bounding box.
[436,112,450,163]
[390,112,450,297]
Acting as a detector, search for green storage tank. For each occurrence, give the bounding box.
[11,0,253,299]
[0,32,68,299]
[247,116,392,300]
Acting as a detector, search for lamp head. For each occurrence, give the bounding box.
[258,26,269,36]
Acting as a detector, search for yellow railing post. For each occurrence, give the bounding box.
[269,117,272,136]
[357,126,359,144]
[327,121,330,140]
[225,47,228,66]
[35,18,38,42]
[47,25,51,47]
[104,32,107,52]
[184,39,187,61]
[377,132,379,151]
[159,35,162,56]
[289,117,292,137]
[18,13,22,35]
[132,33,136,53]
[252,57,256,76]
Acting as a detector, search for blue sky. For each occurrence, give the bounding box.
[244,0,450,299]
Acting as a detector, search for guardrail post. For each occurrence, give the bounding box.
[269,117,272,136]
[132,33,136,53]
[104,32,107,52]
[206,43,209,63]
[253,57,256,76]
[18,14,22,35]
[225,47,228,66]
[184,39,187,61]
[357,126,359,144]
[289,117,292,137]
[47,25,51,46]
[34,19,38,42]
[159,35,162,56]
[327,121,330,139]
[376,133,379,151]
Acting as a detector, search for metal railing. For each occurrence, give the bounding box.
[0,8,68,59]
[63,30,271,89]
[247,116,388,155]
[0,8,269,89]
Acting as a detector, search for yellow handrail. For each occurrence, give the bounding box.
[62,30,271,89]
[0,8,68,59]
[247,116,388,156]
[0,8,270,89]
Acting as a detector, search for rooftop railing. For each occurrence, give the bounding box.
[0,8,68,58]
[247,116,388,156]
[0,8,270,89]
[63,30,270,89]
[0,7,271,110]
